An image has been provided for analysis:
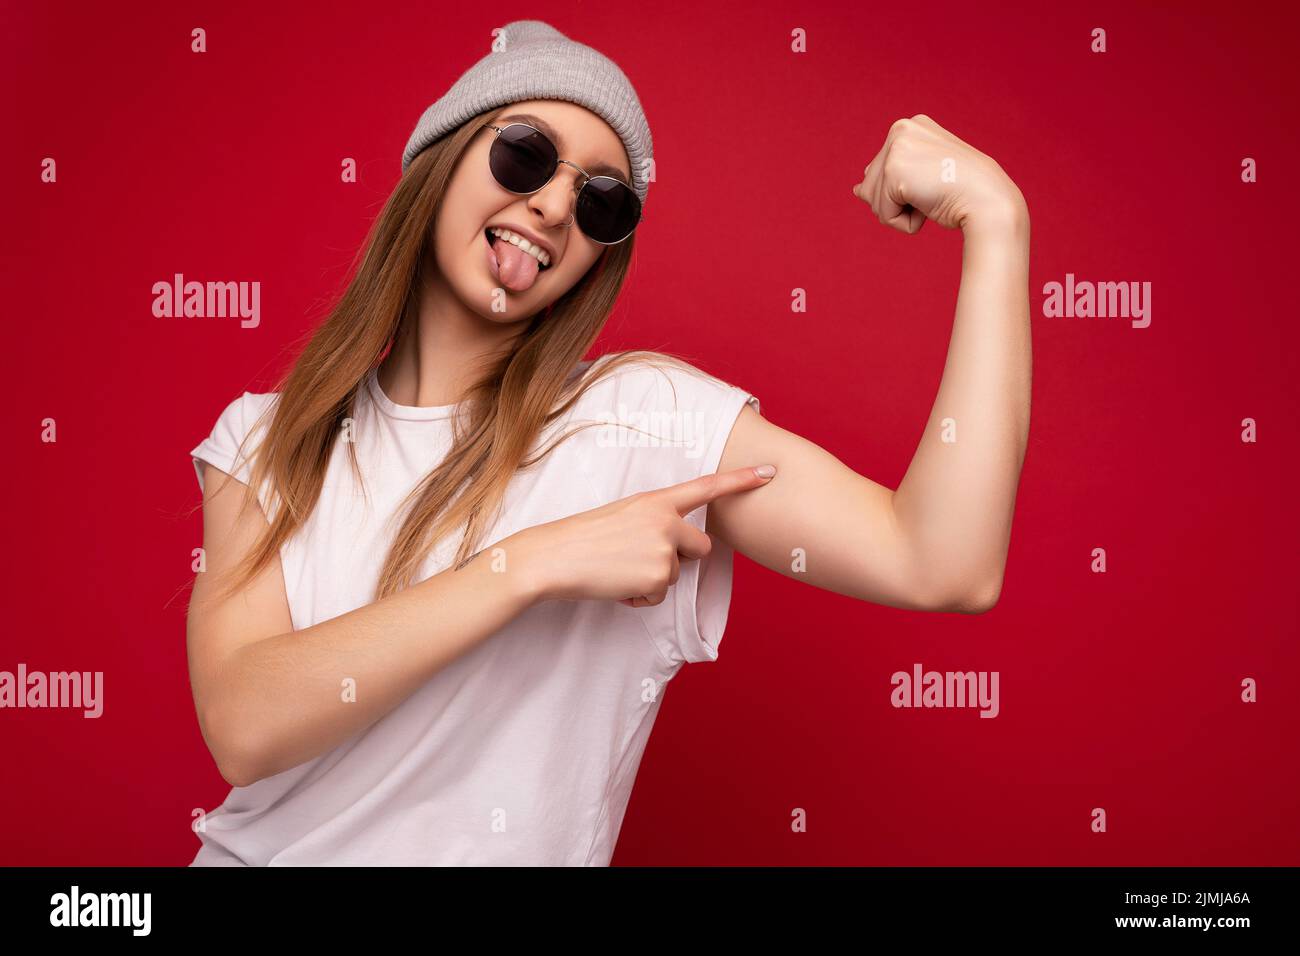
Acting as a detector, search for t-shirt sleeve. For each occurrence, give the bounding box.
[189,391,279,515]
[594,360,761,666]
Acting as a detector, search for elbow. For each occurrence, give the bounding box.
[927,573,1003,615]
[201,708,265,789]
[964,578,1002,614]
[218,753,262,790]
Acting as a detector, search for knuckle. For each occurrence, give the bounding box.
[649,519,673,544]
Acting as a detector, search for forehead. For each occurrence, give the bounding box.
[493,104,630,184]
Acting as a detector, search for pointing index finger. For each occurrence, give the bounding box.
[660,466,777,517]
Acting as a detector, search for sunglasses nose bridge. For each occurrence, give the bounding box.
[556,158,589,184]
[527,161,584,228]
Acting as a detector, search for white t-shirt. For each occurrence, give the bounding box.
[187,355,760,866]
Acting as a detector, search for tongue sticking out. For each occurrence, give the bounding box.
[492,235,540,293]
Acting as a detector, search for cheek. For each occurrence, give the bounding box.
[432,201,481,250]
[560,241,601,279]
[437,165,500,240]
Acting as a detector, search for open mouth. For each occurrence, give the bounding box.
[485,228,552,272]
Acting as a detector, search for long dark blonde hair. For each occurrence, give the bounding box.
[197,104,707,606]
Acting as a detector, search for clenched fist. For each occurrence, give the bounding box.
[852,115,1027,235]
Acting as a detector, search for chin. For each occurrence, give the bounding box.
[467,280,545,324]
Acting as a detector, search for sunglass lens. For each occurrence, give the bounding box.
[489,125,557,193]
[577,177,641,244]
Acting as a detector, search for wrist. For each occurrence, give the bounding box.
[960,192,1029,243]
[496,529,553,607]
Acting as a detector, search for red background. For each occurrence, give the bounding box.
[3,0,1297,865]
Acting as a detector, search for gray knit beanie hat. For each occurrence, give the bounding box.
[401,20,654,209]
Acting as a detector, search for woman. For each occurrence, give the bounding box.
[186,19,1031,866]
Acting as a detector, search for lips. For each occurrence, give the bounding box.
[484,224,556,269]
[484,230,503,282]
[483,228,551,274]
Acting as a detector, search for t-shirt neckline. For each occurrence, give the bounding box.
[366,367,459,421]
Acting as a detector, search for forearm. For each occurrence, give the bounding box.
[209,541,539,786]
[892,200,1032,611]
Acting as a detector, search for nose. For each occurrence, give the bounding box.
[526,164,583,229]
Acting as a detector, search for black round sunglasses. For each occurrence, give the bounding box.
[482,122,643,246]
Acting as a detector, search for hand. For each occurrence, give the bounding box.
[503,466,777,607]
[852,114,1027,235]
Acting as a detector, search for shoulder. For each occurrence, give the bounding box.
[574,351,758,416]
[565,351,760,485]
[191,387,281,493]
[209,389,279,433]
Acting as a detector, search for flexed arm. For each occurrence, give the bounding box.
[709,115,1031,614]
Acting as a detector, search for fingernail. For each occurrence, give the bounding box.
[754,464,776,478]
